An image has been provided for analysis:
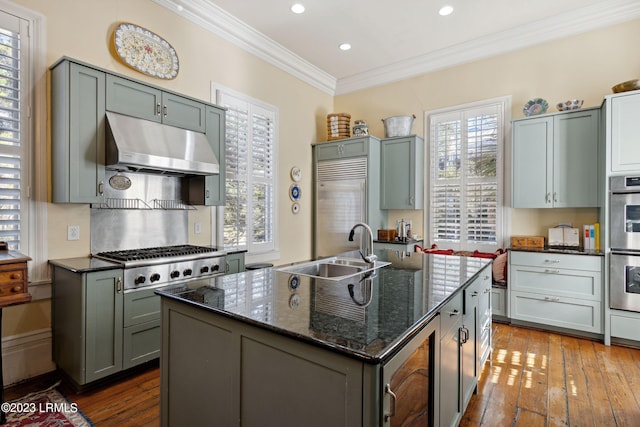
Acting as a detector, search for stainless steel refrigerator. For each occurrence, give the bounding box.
[314,156,385,257]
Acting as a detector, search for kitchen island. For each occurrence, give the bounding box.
[156,250,492,427]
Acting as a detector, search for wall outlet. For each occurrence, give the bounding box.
[67,225,80,241]
[194,223,202,234]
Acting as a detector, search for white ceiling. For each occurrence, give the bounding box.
[154,0,640,94]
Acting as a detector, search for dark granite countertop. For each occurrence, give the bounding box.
[156,249,492,364]
[49,257,122,273]
[508,246,604,256]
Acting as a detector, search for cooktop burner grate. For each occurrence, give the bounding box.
[96,245,219,262]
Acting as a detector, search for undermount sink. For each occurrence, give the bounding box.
[277,257,390,280]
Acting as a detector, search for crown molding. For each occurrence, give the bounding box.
[154,0,640,97]
[152,0,336,95]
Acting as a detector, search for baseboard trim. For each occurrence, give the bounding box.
[2,328,55,386]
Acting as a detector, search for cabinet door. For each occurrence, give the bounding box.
[54,63,106,203]
[85,270,123,383]
[611,93,640,172]
[105,74,161,122]
[161,92,206,132]
[382,316,439,427]
[553,110,599,207]
[225,252,245,274]
[440,320,462,427]
[512,117,553,208]
[315,138,369,161]
[380,136,423,209]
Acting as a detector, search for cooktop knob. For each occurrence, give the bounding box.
[170,270,180,279]
[200,266,210,274]
[150,273,161,283]
[134,275,146,285]
[183,268,193,277]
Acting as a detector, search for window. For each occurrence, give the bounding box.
[0,10,28,251]
[427,98,507,251]
[215,86,278,255]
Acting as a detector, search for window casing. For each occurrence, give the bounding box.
[427,98,507,252]
[215,86,278,255]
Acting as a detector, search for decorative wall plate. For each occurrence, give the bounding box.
[112,23,179,80]
[290,166,301,182]
[289,184,301,201]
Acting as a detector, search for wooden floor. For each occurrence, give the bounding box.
[4,323,640,426]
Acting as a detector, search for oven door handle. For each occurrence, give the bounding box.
[611,250,640,256]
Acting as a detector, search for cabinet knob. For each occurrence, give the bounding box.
[11,285,22,293]
[10,272,22,280]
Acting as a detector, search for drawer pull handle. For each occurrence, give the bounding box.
[449,309,460,317]
[544,296,561,302]
[471,291,479,297]
[544,259,560,264]
[544,269,560,274]
[10,273,22,280]
[384,384,397,421]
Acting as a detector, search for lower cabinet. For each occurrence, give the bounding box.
[225,252,246,274]
[509,251,603,334]
[52,266,161,386]
[53,267,124,385]
[440,293,463,427]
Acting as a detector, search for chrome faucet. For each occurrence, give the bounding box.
[348,222,378,264]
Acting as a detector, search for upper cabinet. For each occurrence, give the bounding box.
[512,108,599,208]
[608,91,640,172]
[51,61,106,203]
[314,136,370,161]
[106,75,206,132]
[380,135,424,209]
[50,57,225,205]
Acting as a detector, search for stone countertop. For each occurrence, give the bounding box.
[508,246,605,256]
[49,257,121,273]
[156,249,491,364]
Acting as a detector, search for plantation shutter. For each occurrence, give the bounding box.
[429,102,503,251]
[218,91,276,253]
[0,13,27,250]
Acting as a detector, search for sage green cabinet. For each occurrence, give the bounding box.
[315,136,371,161]
[608,91,640,172]
[123,288,161,370]
[184,105,226,205]
[380,135,424,209]
[50,61,106,203]
[512,108,599,208]
[106,74,206,132]
[509,251,603,334]
[225,252,245,274]
[440,292,463,427]
[52,266,124,385]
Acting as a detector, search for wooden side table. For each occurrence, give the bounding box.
[0,251,31,424]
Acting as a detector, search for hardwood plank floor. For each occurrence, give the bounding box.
[461,324,640,427]
[4,323,640,426]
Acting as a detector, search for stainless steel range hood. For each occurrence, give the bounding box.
[105,111,219,176]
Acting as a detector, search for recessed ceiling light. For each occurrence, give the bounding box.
[291,3,305,14]
[439,5,454,16]
[339,43,352,51]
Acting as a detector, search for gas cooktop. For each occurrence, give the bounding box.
[95,244,220,263]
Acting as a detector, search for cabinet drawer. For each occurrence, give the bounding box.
[123,319,160,369]
[440,292,463,336]
[509,251,601,271]
[0,268,25,283]
[510,291,602,333]
[611,311,640,341]
[124,289,160,327]
[0,281,26,296]
[510,266,601,301]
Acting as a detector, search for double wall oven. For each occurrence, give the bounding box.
[610,176,640,312]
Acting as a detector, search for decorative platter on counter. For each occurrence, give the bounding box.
[112,23,179,80]
[523,98,548,116]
